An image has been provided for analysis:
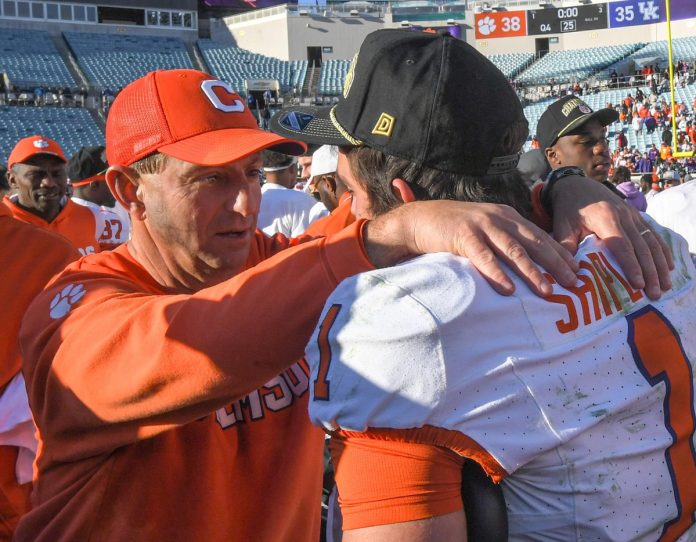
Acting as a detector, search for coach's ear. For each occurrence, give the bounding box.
[106,165,145,220]
[391,178,417,204]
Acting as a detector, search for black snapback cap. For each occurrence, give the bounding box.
[67,145,108,183]
[270,29,525,176]
[537,95,619,150]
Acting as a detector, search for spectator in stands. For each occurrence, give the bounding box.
[33,86,43,106]
[530,135,541,149]
[68,146,130,241]
[4,135,123,255]
[645,113,656,134]
[637,151,653,174]
[257,150,327,237]
[660,140,673,164]
[615,129,627,149]
[631,112,643,135]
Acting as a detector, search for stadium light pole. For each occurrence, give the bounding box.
[665,0,694,158]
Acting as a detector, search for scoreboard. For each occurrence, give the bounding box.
[526,4,608,35]
[474,0,696,39]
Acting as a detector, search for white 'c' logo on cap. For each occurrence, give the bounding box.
[201,80,245,113]
[33,139,49,148]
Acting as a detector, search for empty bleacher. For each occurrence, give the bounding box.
[626,36,696,68]
[517,44,642,85]
[0,105,103,164]
[0,27,74,88]
[488,52,535,80]
[64,31,194,90]
[198,40,307,95]
[318,59,351,96]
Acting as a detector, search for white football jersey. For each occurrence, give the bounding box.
[307,222,696,542]
[648,180,696,254]
[72,197,131,247]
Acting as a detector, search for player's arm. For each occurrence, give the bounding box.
[22,222,375,454]
[545,175,673,299]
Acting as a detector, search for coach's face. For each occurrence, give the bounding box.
[9,155,67,222]
[545,120,612,183]
[135,153,262,287]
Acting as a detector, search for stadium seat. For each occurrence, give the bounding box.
[0,106,103,165]
[64,31,194,90]
[488,52,534,79]
[517,44,642,86]
[197,40,307,95]
[0,28,74,87]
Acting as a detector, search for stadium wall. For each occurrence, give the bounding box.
[0,18,197,40]
[222,9,385,61]
[287,15,384,60]
[222,11,290,59]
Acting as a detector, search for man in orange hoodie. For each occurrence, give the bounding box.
[16,65,669,542]
[0,201,78,540]
[4,136,124,254]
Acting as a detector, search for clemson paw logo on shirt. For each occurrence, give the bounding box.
[49,284,86,320]
[477,16,496,35]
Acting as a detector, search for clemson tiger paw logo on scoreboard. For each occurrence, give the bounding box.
[49,283,86,320]
[477,16,496,36]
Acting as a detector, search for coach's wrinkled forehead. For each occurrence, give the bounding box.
[105,69,305,168]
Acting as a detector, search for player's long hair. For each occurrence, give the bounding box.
[343,117,531,219]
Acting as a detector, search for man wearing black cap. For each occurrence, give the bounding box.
[272,29,691,541]
[273,36,667,297]
[68,146,130,243]
[538,95,621,190]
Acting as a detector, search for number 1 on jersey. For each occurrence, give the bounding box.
[628,306,696,541]
[313,304,342,402]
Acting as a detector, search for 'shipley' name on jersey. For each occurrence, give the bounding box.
[543,250,644,334]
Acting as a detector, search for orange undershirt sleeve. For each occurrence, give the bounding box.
[330,434,465,531]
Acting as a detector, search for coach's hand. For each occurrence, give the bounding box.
[551,175,673,300]
[363,200,579,297]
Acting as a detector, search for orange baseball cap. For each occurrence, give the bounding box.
[106,69,306,167]
[7,135,66,170]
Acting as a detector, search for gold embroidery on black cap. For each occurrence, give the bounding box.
[343,52,358,99]
[372,113,395,137]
